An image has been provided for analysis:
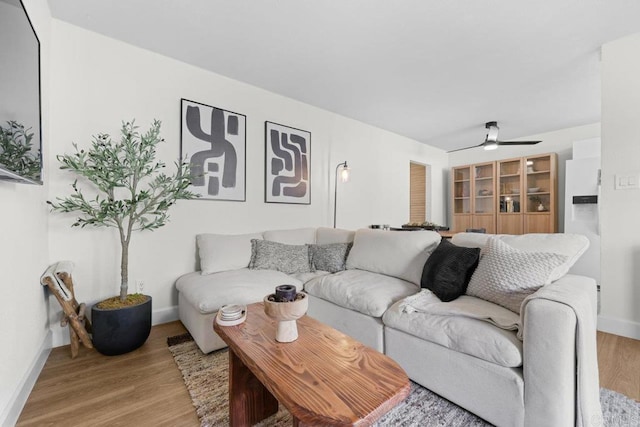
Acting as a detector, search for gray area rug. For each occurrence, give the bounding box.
[168,335,639,427]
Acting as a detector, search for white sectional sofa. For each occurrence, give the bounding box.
[175,227,601,427]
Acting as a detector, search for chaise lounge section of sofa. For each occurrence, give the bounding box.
[177,227,353,353]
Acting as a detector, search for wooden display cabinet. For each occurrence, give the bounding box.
[451,153,557,235]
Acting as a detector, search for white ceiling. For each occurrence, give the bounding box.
[48,0,640,151]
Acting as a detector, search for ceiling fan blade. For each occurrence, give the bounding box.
[447,143,485,153]
[496,140,541,146]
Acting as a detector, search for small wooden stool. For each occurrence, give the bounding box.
[41,264,93,358]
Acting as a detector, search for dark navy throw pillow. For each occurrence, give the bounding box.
[420,239,480,302]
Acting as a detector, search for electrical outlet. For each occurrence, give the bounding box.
[136,280,144,293]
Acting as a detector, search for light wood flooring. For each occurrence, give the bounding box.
[17,322,198,427]
[17,322,639,426]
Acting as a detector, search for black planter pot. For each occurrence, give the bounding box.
[91,295,152,356]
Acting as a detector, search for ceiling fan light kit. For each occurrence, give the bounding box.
[449,121,542,152]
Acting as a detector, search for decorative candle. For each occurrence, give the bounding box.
[275,284,296,302]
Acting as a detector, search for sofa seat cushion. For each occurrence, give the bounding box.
[290,271,331,284]
[383,297,523,367]
[176,269,303,315]
[303,269,418,317]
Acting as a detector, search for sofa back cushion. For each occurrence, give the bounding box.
[346,229,441,286]
[263,227,317,245]
[451,232,589,282]
[197,232,263,275]
[316,227,355,245]
[450,232,491,249]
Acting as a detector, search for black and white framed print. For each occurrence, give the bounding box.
[181,99,246,201]
[265,121,311,204]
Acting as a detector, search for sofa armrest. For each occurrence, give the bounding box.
[522,274,597,426]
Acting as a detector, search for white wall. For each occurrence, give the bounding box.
[600,32,640,339]
[0,0,51,424]
[447,123,601,231]
[46,20,448,343]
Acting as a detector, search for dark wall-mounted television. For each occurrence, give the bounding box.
[0,0,42,184]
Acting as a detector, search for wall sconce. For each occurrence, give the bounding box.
[334,161,350,228]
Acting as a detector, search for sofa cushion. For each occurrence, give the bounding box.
[263,227,317,245]
[466,237,568,314]
[249,239,311,274]
[449,232,491,249]
[346,229,441,286]
[309,243,352,273]
[383,297,523,367]
[304,269,418,317]
[176,269,302,314]
[316,227,355,245]
[197,232,263,275]
[289,271,331,284]
[451,232,589,283]
[421,239,480,302]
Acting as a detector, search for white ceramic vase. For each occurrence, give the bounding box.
[263,293,309,342]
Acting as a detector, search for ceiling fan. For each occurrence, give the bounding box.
[447,121,541,153]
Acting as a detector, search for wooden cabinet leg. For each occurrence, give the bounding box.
[228,349,278,427]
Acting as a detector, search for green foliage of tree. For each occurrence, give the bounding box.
[0,121,40,179]
[49,120,198,301]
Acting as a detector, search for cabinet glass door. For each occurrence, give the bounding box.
[473,163,494,214]
[525,156,551,213]
[453,166,471,214]
[498,159,522,213]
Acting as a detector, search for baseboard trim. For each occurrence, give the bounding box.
[598,315,640,340]
[152,305,179,325]
[0,330,52,427]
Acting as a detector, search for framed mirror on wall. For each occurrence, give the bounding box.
[0,0,42,184]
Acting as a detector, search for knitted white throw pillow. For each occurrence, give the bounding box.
[466,237,567,313]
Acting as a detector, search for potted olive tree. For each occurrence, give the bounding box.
[49,120,198,355]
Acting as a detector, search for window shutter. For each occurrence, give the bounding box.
[410,162,426,223]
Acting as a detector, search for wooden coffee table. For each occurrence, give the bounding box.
[214,302,410,426]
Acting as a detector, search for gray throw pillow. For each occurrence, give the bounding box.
[309,243,353,273]
[249,239,312,274]
[466,237,567,313]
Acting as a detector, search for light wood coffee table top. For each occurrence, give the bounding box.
[214,302,410,426]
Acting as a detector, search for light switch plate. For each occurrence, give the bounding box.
[615,173,640,190]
